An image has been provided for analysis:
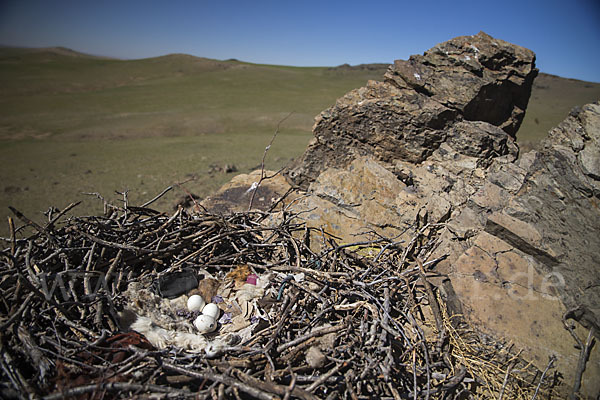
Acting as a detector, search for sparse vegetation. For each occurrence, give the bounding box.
[0,47,386,233]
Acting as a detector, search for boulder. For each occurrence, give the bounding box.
[286,31,536,188]
[200,170,293,213]
[437,102,600,397]
[385,31,537,135]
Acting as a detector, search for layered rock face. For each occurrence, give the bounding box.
[201,33,599,397]
[440,103,600,398]
[286,31,536,188]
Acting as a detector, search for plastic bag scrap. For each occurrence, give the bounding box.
[155,269,198,298]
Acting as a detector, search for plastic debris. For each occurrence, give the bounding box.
[292,272,305,283]
[246,273,257,285]
[277,275,294,300]
[156,270,198,298]
[244,181,259,194]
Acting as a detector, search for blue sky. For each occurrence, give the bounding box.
[1,0,599,82]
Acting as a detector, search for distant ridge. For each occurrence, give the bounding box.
[0,45,387,69]
[0,45,115,60]
[329,63,389,71]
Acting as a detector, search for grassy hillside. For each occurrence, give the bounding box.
[1,47,598,236]
[0,47,388,235]
[519,73,600,151]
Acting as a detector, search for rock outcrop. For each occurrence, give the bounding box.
[451,103,600,331]
[439,102,600,398]
[200,32,599,397]
[286,31,536,188]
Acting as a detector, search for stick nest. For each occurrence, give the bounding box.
[0,196,557,399]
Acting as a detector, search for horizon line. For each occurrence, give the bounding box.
[2,43,599,83]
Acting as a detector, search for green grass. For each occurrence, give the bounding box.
[1,46,599,237]
[0,47,387,235]
[0,51,376,140]
[0,129,309,225]
[519,73,600,150]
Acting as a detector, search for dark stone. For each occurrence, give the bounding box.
[286,32,537,189]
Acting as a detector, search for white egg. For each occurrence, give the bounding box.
[187,295,206,312]
[202,303,220,320]
[194,314,217,333]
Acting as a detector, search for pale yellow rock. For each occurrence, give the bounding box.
[472,230,513,253]
[446,207,481,239]
[450,240,600,397]
[471,181,509,211]
[487,212,542,247]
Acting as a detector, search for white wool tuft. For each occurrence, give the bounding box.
[172,331,209,350]
[130,315,208,352]
[131,316,172,349]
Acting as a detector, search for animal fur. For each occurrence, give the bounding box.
[120,281,256,354]
[129,316,209,351]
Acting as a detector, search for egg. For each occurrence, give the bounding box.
[202,303,220,320]
[187,295,206,312]
[194,314,217,333]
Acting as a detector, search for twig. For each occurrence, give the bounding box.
[7,216,16,263]
[174,178,207,213]
[8,206,59,248]
[42,381,192,399]
[76,229,153,253]
[236,369,317,400]
[346,370,359,400]
[497,359,516,400]
[277,323,346,353]
[532,355,556,400]
[306,362,343,392]
[570,327,596,399]
[141,185,173,207]
[163,362,277,400]
[248,111,294,211]
[45,201,81,230]
[416,257,443,333]
[0,293,33,330]
[282,364,296,400]
[412,348,418,400]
